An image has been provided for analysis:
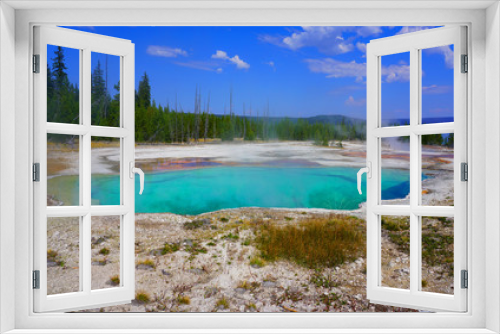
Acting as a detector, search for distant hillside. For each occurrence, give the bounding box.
[383,117,453,126]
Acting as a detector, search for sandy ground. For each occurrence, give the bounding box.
[45,140,455,313]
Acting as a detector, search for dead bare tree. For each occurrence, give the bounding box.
[242,103,246,139]
[204,93,210,142]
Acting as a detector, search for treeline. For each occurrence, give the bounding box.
[398,133,454,148]
[47,46,120,128]
[47,46,366,146]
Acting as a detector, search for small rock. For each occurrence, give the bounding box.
[136,264,154,270]
[189,268,204,275]
[234,288,246,294]
[262,280,277,288]
[201,219,211,225]
[161,269,171,276]
[150,249,163,256]
[204,287,218,298]
[47,261,59,267]
[183,239,193,247]
[92,260,107,266]
[92,236,107,245]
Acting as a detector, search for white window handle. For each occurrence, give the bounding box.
[357,162,372,195]
[129,162,144,195]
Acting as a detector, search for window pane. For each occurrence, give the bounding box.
[91,138,120,205]
[92,216,121,290]
[47,45,80,124]
[421,133,454,206]
[421,217,454,294]
[47,134,79,206]
[381,137,410,205]
[381,52,410,127]
[91,52,121,127]
[381,215,410,290]
[47,217,80,295]
[421,45,454,124]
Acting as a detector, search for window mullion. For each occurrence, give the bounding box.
[409,47,420,294]
[82,47,92,295]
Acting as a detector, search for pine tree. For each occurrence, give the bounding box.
[91,60,107,125]
[137,72,151,109]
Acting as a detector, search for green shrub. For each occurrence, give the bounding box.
[99,247,110,255]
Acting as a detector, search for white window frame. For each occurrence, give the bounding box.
[365,26,467,312]
[33,26,136,312]
[1,1,498,333]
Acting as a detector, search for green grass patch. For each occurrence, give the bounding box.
[136,258,156,269]
[162,243,180,255]
[223,232,239,240]
[249,256,266,268]
[99,247,110,255]
[216,297,229,309]
[381,216,410,255]
[183,219,212,230]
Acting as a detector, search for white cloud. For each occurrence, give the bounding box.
[230,55,250,69]
[356,42,367,53]
[211,50,250,69]
[422,85,452,94]
[424,45,454,69]
[212,50,228,59]
[265,61,276,71]
[260,26,384,56]
[396,26,432,35]
[355,26,383,37]
[381,63,410,83]
[147,45,188,58]
[345,96,366,107]
[282,26,354,55]
[305,58,366,82]
[260,26,354,55]
[305,57,409,83]
[216,68,223,74]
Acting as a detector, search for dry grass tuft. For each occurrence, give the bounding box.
[216,297,229,309]
[177,295,191,305]
[110,275,120,286]
[254,215,365,269]
[135,290,151,304]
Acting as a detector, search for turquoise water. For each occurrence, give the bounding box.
[66,166,412,215]
[49,167,414,214]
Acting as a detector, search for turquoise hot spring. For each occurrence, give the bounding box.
[48,166,417,215]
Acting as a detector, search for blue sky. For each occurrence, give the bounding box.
[55,26,454,121]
